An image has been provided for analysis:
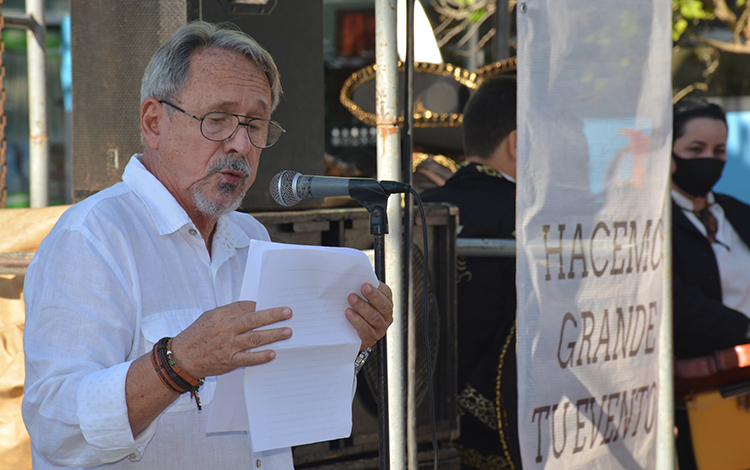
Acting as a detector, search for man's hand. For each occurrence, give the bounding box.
[346,282,394,350]
[170,301,293,379]
[127,301,292,436]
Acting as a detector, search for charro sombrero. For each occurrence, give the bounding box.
[340,56,517,154]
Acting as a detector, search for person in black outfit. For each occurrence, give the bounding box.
[671,97,750,469]
[421,76,520,470]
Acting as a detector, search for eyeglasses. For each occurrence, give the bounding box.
[159,100,285,149]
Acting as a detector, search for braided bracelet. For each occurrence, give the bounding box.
[166,338,204,388]
[152,337,204,410]
[151,342,184,394]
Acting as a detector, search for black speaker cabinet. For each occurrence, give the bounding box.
[70,0,188,202]
[253,203,460,470]
[71,0,324,211]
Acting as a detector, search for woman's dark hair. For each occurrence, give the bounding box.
[673,97,727,141]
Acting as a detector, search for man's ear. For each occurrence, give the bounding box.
[141,97,162,150]
[508,129,518,162]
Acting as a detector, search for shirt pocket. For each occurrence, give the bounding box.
[140,310,216,412]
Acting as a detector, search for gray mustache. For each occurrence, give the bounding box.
[210,157,251,178]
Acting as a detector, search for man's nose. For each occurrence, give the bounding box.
[223,125,253,154]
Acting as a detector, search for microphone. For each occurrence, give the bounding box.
[270,170,411,207]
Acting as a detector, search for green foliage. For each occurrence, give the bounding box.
[468,9,487,23]
[1,27,63,51]
[676,0,712,18]
[2,29,27,50]
[672,0,713,41]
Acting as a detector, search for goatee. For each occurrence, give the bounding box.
[192,156,253,218]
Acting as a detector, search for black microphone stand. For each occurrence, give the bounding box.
[350,183,391,470]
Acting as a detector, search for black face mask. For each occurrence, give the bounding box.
[672,153,725,197]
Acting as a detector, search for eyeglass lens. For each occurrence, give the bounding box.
[201,112,282,148]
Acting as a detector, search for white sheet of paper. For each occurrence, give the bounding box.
[243,344,357,450]
[207,240,378,452]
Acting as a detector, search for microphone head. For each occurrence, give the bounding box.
[269,170,301,206]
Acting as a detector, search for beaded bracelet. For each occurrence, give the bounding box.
[151,342,184,394]
[166,338,204,388]
[152,337,205,410]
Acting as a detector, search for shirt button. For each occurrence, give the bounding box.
[256,459,262,467]
[129,453,137,460]
[189,228,198,236]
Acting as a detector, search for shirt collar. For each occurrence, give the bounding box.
[671,189,715,212]
[459,160,515,182]
[217,214,250,253]
[122,155,250,253]
[122,155,193,236]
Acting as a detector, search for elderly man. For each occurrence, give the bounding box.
[22,21,393,469]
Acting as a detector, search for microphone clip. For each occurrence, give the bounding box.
[349,180,410,236]
[350,181,391,236]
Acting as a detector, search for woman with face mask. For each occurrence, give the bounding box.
[672,98,728,211]
[671,97,750,470]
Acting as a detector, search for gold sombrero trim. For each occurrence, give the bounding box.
[339,61,476,129]
[340,57,517,129]
[412,152,458,173]
[473,56,518,84]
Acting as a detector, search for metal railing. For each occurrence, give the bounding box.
[456,237,515,257]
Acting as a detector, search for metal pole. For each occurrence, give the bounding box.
[495,0,510,61]
[456,238,516,257]
[26,0,48,207]
[376,1,404,468]
[657,186,675,469]
[400,1,418,469]
[467,27,479,71]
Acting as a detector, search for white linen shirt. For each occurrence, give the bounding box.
[22,155,294,469]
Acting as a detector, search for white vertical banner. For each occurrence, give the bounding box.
[516,1,672,468]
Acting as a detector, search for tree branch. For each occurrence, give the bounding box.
[709,0,738,28]
[699,33,750,54]
[735,2,750,43]
[673,82,709,103]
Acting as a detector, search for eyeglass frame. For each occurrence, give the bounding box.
[159,100,285,149]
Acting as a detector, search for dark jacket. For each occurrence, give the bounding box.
[672,193,750,359]
[672,192,750,470]
[422,161,519,470]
